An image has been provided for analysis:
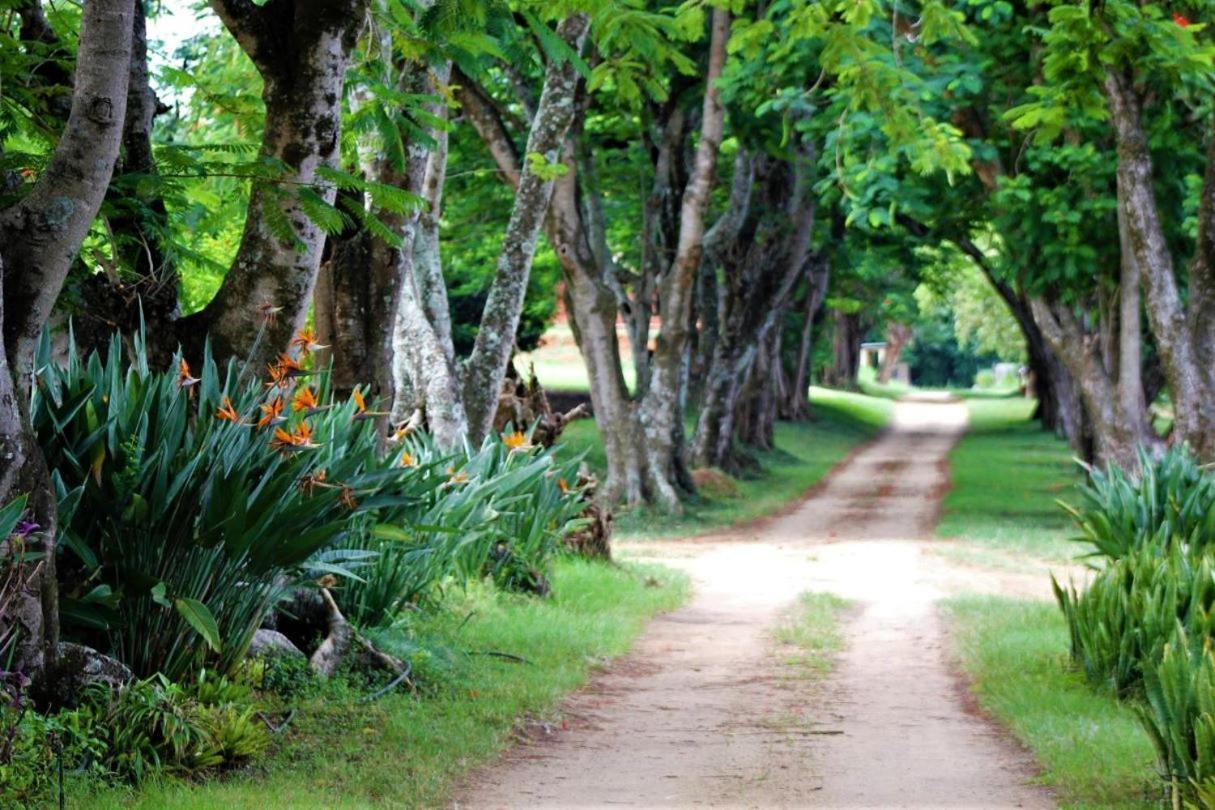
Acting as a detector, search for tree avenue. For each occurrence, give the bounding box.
[0,0,1213,800]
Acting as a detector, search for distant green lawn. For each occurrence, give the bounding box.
[82,559,688,810]
[559,387,893,540]
[947,597,1160,809]
[856,365,1021,401]
[938,397,1081,561]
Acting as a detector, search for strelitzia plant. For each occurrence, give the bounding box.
[1063,446,1215,562]
[33,329,432,679]
[332,425,588,626]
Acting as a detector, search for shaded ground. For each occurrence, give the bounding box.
[456,398,1059,809]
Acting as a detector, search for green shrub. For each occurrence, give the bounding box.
[1064,446,1215,561]
[256,654,321,701]
[332,429,587,626]
[33,332,436,680]
[0,690,106,804]
[1138,633,1215,807]
[974,368,996,389]
[83,673,269,783]
[1054,450,1215,805]
[1054,545,1215,695]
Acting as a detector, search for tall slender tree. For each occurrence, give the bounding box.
[0,0,135,679]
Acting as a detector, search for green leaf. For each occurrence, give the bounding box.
[175,598,222,653]
[150,581,170,608]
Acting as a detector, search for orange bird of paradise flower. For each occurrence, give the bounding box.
[291,328,328,357]
[177,359,200,390]
[274,353,305,377]
[502,430,530,451]
[266,354,308,390]
[215,396,245,424]
[257,396,287,428]
[292,386,321,413]
[270,421,320,451]
[399,451,416,468]
[351,389,388,421]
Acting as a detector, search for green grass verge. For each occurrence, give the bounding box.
[773,591,849,677]
[559,387,892,540]
[937,397,1081,561]
[946,596,1160,809]
[856,366,1021,401]
[82,559,689,810]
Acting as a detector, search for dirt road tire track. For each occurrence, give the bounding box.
[456,399,1055,809]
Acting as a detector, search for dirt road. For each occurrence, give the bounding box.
[456,399,1055,809]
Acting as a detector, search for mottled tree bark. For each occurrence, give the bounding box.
[632,103,689,398]
[691,149,815,471]
[181,0,367,367]
[0,0,134,679]
[1029,290,1159,469]
[389,80,469,446]
[459,65,648,505]
[735,326,782,452]
[462,14,590,443]
[1104,70,1215,459]
[314,29,453,416]
[635,7,730,512]
[75,0,177,360]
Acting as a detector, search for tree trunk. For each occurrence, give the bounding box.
[1029,294,1158,469]
[877,322,913,383]
[313,54,440,406]
[823,310,862,389]
[736,327,781,451]
[1114,204,1157,452]
[389,95,468,446]
[462,14,591,444]
[635,7,730,512]
[458,67,649,505]
[633,105,688,398]
[75,0,178,361]
[181,0,367,368]
[784,256,829,420]
[1104,69,1215,459]
[691,148,816,470]
[0,0,134,681]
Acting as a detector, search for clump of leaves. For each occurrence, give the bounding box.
[1053,544,1215,695]
[255,654,321,702]
[332,427,587,626]
[33,330,428,680]
[1064,446,1215,561]
[0,676,107,804]
[82,674,268,783]
[1138,633,1215,809]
